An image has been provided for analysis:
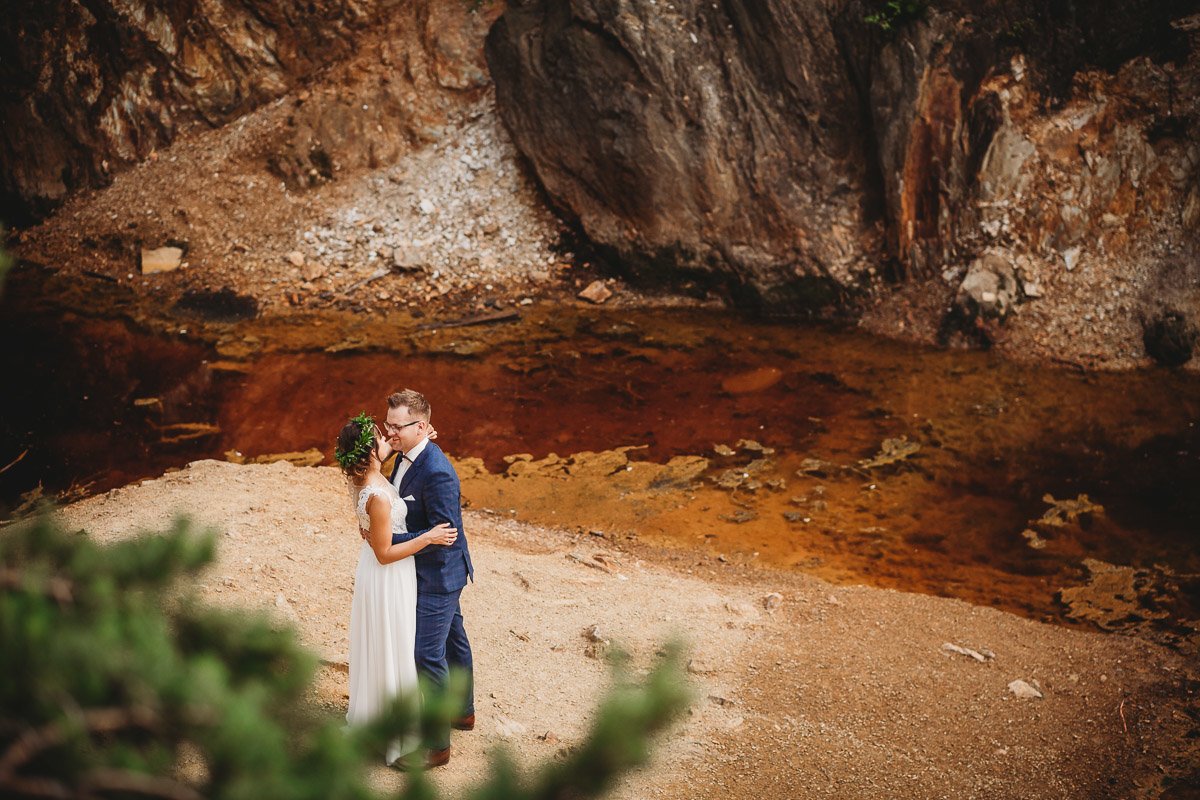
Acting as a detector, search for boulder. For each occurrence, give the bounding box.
[955,254,1019,321]
[486,0,873,313]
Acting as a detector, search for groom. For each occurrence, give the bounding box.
[382,388,475,768]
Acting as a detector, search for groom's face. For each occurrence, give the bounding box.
[385,405,427,453]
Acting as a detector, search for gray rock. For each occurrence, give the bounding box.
[1007,679,1043,699]
[955,253,1019,320]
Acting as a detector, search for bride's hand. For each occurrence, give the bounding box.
[424,523,458,546]
[427,425,438,441]
[373,425,394,461]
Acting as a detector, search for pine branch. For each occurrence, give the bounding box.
[80,768,204,800]
[0,707,158,780]
[0,568,73,604]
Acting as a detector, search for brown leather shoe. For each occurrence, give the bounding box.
[425,746,451,768]
[452,713,475,731]
[394,746,451,771]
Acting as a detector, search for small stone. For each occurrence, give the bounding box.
[578,280,613,304]
[687,658,717,675]
[941,642,993,662]
[286,250,305,267]
[1007,679,1043,699]
[1062,247,1081,272]
[583,624,607,643]
[140,246,183,274]
[763,592,783,611]
[1022,281,1043,298]
[495,715,528,738]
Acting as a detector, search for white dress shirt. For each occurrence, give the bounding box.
[392,436,430,491]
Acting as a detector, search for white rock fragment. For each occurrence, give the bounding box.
[140,246,183,274]
[495,714,528,738]
[1007,679,1043,699]
[941,642,994,662]
[1062,247,1081,272]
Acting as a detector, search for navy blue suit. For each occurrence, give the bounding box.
[390,441,474,749]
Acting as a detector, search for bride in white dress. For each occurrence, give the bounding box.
[335,414,458,765]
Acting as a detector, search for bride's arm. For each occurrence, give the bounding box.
[365,495,457,565]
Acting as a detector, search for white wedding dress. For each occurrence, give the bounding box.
[347,481,419,765]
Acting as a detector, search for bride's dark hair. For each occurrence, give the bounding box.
[336,418,376,483]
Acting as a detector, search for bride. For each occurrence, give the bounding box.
[335,412,458,765]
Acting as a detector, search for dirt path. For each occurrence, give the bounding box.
[57,460,1198,798]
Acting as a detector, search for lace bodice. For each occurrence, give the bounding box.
[354,482,409,535]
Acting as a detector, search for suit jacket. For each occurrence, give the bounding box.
[390,440,474,593]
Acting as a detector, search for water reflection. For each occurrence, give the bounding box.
[3,307,1196,636]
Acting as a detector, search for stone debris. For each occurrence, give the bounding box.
[763,592,783,611]
[582,623,610,659]
[858,437,921,470]
[1021,528,1048,549]
[1037,494,1104,527]
[1007,679,1043,699]
[578,280,613,304]
[797,458,831,476]
[650,455,710,488]
[495,714,528,738]
[583,624,607,643]
[687,658,717,675]
[941,642,995,662]
[286,250,305,267]
[567,552,614,574]
[225,448,324,467]
[140,246,183,274]
[956,253,1019,320]
[1058,558,1171,630]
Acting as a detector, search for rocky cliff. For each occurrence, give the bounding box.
[5,0,1198,367]
[0,0,496,221]
[486,0,1200,363]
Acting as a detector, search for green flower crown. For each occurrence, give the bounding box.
[335,412,376,469]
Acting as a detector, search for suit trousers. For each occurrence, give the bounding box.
[415,587,474,750]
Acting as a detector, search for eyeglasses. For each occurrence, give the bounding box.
[383,420,422,434]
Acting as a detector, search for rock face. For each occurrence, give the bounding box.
[485,0,881,312]
[0,0,497,220]
[486,0,1200,332]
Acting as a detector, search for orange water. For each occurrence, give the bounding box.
[4,308,1197,631]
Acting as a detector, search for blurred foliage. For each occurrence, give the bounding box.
[864,0,927,32]
[0,514,689,799]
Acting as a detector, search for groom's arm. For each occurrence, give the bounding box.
[390,470,460,544]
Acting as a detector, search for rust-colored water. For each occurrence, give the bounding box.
[4,308,1197,632]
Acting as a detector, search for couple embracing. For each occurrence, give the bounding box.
[334,389,474,769]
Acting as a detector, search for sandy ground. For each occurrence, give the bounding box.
[51,459,1199,799]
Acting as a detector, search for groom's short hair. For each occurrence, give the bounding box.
[387,389,431,420]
